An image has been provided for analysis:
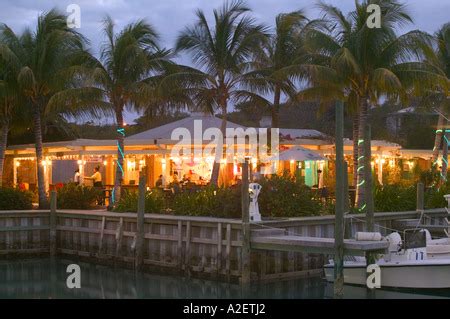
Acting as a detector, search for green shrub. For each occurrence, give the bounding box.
[115,188,165,213]
[171,186,241,218]
[258,174,323,217]
[374,184,417,212]
[0,187,33,210]
[57,183,102,209]
[374,183,450,212]
[425,185,449,209]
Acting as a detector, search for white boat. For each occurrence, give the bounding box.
[324,232,450,289]
[422,229,450,259]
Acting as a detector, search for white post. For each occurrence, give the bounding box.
[161,155,167,187]
[43,161,49,193]
[78,155,85,185]
[378,155,383,185]
[13,159,18,186]
[248,183,262,222]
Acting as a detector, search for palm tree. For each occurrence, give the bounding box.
[50,16,172,204]
[0,70,14,187]
[0,9,88,208]
[427,24,450,166]
[172,0,269,186]
[297,0,446,210]
[238,10,313,129]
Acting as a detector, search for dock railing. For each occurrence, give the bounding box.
[0,200,447,282]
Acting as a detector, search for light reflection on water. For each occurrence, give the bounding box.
[0,258,449,299]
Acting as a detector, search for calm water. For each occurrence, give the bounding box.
[0,258,449,299]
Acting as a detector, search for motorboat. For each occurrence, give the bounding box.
[324,231,450,289]
[422,229,450,259]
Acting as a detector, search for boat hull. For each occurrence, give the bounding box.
[324,261,450,289]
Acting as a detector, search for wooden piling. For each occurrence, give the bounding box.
[241,159,251,284]
[364,125,376,295]
[343,161,350,214]
[135,173,147,271]
[343,161,352,239]
[416,182,424,213]
[364,125,374,232]
[334,100,345,298]
[49,191,57,257]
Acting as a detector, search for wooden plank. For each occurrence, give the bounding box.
[0,226,50,232]
[98,216,106,255]
[241,159,250,284]
[185,221,191,275]
[115,218,124,257]
[199,227,206,272]
[287,251,295,272]
[177,220,182,270]
[251,236,388,255]
[217,223,222,274]
[225,223,231,280]
[260,251,267,279]
[135,173,146,270]
[50,191,57,257]
[0,248,49,255]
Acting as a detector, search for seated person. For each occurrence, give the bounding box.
[155,175,164,188]
[172,171,180,184]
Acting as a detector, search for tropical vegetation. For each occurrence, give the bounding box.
[0,0,448,215]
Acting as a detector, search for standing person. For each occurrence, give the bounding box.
[318,169,324,189]
[317,169,328,202]
[87,166,103,187]
[74,169,81,185]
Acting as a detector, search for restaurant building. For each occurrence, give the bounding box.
[3,113,434,193]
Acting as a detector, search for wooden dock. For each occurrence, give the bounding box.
[251,235,389,256]
[0,207,447,282]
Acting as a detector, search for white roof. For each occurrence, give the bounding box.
[343,139,401,149]
[272,146,326,161]
[127,113,328,142]
[126,113,247,141]
[279,128,327,140]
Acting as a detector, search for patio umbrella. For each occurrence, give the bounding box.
[271,146,326,162]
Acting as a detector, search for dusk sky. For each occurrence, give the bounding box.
[1,0,449,123]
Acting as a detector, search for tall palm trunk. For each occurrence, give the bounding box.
[355,96,369,210]
[113,108,125,204]
[432,105,445,163]
[271,85,281,129]
[267,85,281,158]
[0,123,9,187]
[210,104,227,186]
[33,108,48,209]
[352,115,359,189]
[442,130,448,183]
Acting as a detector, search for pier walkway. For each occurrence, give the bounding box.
[250,228,389,256]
